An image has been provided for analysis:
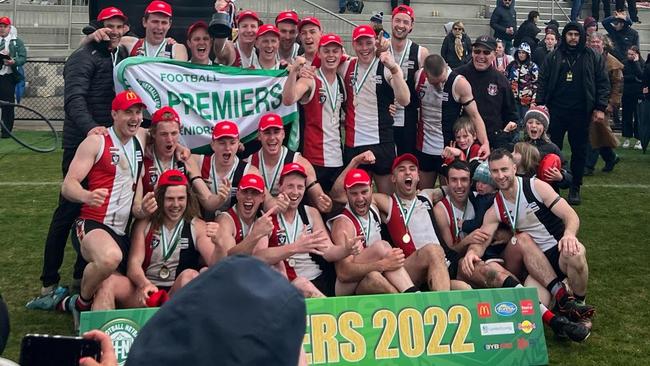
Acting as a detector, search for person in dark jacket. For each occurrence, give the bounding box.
[440,21,472,69]
[490,0,517,53]
[25,7,130,310]
[514,11,540,53]
[532,31,557,72]
[602,11,639,62]
[616,0,640,23]
[592,0,611,21]
[535,22,610,205]
[621,45,644,149]
[0,17,27,139]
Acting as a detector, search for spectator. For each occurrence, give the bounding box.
[441,21,472,69]
[0,16,26,139]
[492,39,514,76]
[514,11,541,53]
[545,19,560,35]
[535,22,609,205]
[585,32,621,175]
[532,31,557,72]
[457,34,519,149]
[506,42,539,129]
[583,16,599,34]
[616,0,640,23]
[602,10,639,62]
[592,0,611,21]
[621,45,644,149]
[490,0,517,53]
[571,0,584,21]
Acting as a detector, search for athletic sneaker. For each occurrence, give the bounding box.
[622,139,630,148]
[555,297,595,322]
[67,294,81,332]
[634,140,642,150]
[25,286,69,311]
[549,315,591,342]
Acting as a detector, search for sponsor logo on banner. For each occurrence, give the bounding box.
[484,343,513,350]
[477,302,492,318]
[495,302,518,317]
[101,318,140,366]
[518,320,536,334]
[480,322,515,336]
[518,338,530,350]
[520,300,534,315]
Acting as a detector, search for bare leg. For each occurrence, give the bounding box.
[356,271,398,294]
[451,280,472,290]
[559,242,589,297]
[335,242,392,295]
[524,276,551,307]
[404,244,450,291]
[462,260,513,289]
[515,232,557,287]
[79,229,123,301]
[502,236,525,280]
[292,277,325,298]
[169,269,200,297]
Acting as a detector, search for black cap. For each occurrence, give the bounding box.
[472,34,497,50]
[545,19,560,27]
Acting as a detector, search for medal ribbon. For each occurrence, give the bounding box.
[353,57,379,95]
[236,41,258,68]
[210,155,238,194]
[144,39,167,57]
[160,219,184,262]
[450,201,466,240]
[351,207,372,244]
[153,151,174,175]
[234,207,251,238]
[260,147,286,192]
[389,39,411,80]
[499,176,522,233]
[279,212,302,244]
[395,194,417,229]
[317,69,339,112]
[109,127,137,180]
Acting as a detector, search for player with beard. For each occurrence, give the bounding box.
[388,5,429,155]
[212,7,261,68]
[462,149,594,324]
[254,163,361,297]
[331,152,463,291]
[91,170,219,310]
[283,34,346,193]
[142,107,187,194]
[275,10,301,64]
[88,1,188,61]
[186,21,213,65]
[341,25,410,194]
[246,113,332,214]
[328,168,418,295]
[185,121,258,220]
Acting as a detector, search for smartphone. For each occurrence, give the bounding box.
[19,334,101,366]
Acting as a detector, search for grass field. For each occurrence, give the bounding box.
[1,131,650,364]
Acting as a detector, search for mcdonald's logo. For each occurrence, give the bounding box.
[477,302,491,318]
[126,91,138,100]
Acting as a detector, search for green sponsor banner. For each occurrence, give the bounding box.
[80,288,547,365]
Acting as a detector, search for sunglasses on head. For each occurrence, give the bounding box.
[473,49,492,55]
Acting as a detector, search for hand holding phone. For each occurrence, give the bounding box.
[20,334,101,366]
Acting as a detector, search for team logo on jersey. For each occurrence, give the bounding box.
[418,89,426,99]
[277,230,288,245]
[110,147,120,165]
[151,235,160,249]
[319,91,327,105]
[405,60,415,70]
[136,46,145,56]
[487,83,498,96]
[179,237,189,250]
[149,171,159,186]
[441,91,449,102]
[136,150,143,162]
[101,318,140,366]
[374,75,383,84]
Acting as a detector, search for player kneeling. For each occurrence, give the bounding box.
[93,170,221,310]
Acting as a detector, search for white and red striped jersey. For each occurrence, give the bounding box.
[79,130,144,235]
[300,70,344,168]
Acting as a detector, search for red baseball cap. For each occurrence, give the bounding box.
[276,10,299,25]
[238,173,265,193]
[145,0,172,17]
[344,168,371,190]
[258,113,284,131]
[391,153,419,171]
[298,16,321,31]
[319,33,343,48]
[157,169,188,187]
[97,7,127,22]
[212,120,239,140]
[111,90,146,111]
[237,10,260,25]
[257,24,280,38]
[392,4,415,20]
[186,21,208,39]
[281,162,307,178]
[0,17,11,26]
[353,25,375,41]
[151,106,180,125]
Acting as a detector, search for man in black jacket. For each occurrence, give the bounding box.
[26,7,130,310]
[514,10,540,53]
[490,0,516,53]
[536,22,610,205]
[532,31,557,72]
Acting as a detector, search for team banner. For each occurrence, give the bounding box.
[114,57,299,154]
[80,288,548,365]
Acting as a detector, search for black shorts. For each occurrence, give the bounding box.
[344,142,396,176]
[313,165,343,193]
[414,150,444,174]
[74,219,130,275]
[311,272,335,297]
[543,245,567,281]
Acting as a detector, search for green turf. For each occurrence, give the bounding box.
[1,133,649,364]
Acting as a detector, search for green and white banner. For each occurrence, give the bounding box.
[80,288,548,365]
[114,57,299,154]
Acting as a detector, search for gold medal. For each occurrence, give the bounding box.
[288,259,296,267]
[402,233,411,243]
[511,236,517,245]
[159,265,170,280]
[566,71,573,82]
